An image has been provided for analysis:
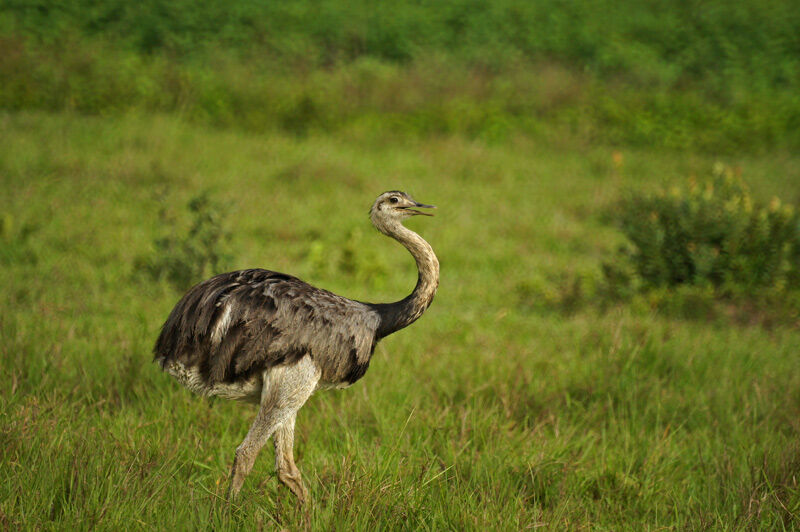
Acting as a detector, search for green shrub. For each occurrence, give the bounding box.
[138,191,232,291]
[605,165,800,314]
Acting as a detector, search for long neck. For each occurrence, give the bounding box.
[371,222,439,339]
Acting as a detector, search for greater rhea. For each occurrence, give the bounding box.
[153,191,439,504]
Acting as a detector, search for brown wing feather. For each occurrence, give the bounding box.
[154,269,381,385]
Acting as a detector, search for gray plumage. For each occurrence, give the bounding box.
[153,191,439,504]
[154,269,380,387]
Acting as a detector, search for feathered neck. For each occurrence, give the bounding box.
[369,220,439,339]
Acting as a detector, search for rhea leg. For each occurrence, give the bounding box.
[274,416,307,503]
[227,400,283,499]
[228,356,319,500]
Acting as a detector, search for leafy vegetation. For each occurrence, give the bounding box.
[138,191,233,291]
[616,170,799,290]
[1,0,799,150]
[597,166,800,322]
[3,0,798,82]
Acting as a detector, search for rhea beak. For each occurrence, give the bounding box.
[405,202,436,216]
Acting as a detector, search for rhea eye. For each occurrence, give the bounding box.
[389,197,399,204]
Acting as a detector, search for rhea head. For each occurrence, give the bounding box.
[369,191,435,235]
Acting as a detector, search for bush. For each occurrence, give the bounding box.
[603,166,800,322]
[138,191,232,291]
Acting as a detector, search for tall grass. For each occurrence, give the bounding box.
[1,113,799,528]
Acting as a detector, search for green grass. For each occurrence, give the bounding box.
[1,112,799,529]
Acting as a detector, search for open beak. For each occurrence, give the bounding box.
[405,202,436,216]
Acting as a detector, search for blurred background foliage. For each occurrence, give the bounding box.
[613,167,799,293]
[1,0,798,151]
[603,167,800,322]
[136,191,233,291]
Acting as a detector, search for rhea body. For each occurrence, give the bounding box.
[153,191,438,503]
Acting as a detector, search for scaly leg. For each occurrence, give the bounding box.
[274,415,308,504]
[228,356,319,500]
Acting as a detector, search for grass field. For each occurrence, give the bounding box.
[2,111,799,529]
